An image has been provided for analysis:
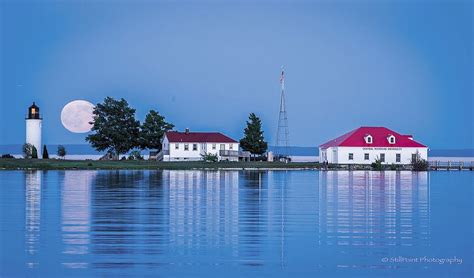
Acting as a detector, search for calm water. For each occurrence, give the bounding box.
[0,170,472,277]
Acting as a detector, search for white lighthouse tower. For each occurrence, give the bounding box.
[26,102,42,158]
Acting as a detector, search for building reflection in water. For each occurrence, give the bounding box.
[63,169,430,272]
[24,170,42,268]
[61,171,95,269]
[162,170,285,267]
[318,171,430,250]
[165,170,240,253]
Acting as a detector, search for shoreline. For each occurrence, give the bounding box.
[1,158,472,171]
[0,159,321,171]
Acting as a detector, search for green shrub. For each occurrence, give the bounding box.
[22,143,34,158]
[411,153,429,171]
[371,157,383,171]
[1,154,14,159]
[201,152,218,163]
[128,150,143,160]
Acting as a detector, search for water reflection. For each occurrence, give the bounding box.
[61,171,95,269]
[166,171,239,252]
[90,171,145,269]
[16,170,435,275]
[24,171,41,268]
[318,171,429,248]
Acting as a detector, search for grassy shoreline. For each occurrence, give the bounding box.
[2,159,445,171]
[0,158,322,170]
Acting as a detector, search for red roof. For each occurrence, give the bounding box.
[320,127,427,149]
[165,131,237,143]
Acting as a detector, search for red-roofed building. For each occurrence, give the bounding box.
[159,129,246,161]
[319,127,428,164]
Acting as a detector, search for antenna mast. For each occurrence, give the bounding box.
[275,66,290,158]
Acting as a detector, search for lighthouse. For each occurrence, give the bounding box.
[26,102,42,158]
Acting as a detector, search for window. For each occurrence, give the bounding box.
[364,153,369,160]
[212,144,216,150]
[380,153,385,162]
[412,153,418,162]
[184,144,189,151]
[364,135,373,144]
[175,144,179,150]
[193,144,198,151]
[220,144,225,150]
[229,144,233,150]
[348,153,353,160]
[388,135,396,144]
[396,153,401,163]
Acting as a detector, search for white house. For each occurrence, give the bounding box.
[319,127,428,165]
[159,129,245,161]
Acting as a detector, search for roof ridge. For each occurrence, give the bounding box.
[337,127,361,145]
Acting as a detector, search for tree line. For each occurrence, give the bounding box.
[85,97,268,159]
[85,97,174,159]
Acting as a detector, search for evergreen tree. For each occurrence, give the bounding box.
[31,146,38,159]
[42,145,49,159]
[139,110,174,150]
[240,113,268,157]
[86,97,140,159]
[57,145,66,159]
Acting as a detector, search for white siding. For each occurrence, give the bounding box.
[161,135,239,161]
[26,119,42,158]
[320,146,428,165]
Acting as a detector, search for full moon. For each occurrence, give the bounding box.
[61,100,95,133]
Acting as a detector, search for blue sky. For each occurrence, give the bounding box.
[0,0,472,149]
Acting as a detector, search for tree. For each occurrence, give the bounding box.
[22,143,34,158]
[86,97,140,159]
[57,145,66,159]
[42,145,49,159]
[139,110,174,150]
[31,146,38,159]
[240,113,268,158]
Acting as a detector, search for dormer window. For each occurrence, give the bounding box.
[364,134,373,144]
[387,135,396,144]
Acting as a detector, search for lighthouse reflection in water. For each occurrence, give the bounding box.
[5,170,470,277]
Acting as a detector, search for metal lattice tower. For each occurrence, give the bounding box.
[275,67,290,157]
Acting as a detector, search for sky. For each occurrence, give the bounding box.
[0,0,472,149]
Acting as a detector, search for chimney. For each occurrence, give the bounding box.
[185,128,190,134]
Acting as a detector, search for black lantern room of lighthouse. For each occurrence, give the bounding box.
[27,102,41,119]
